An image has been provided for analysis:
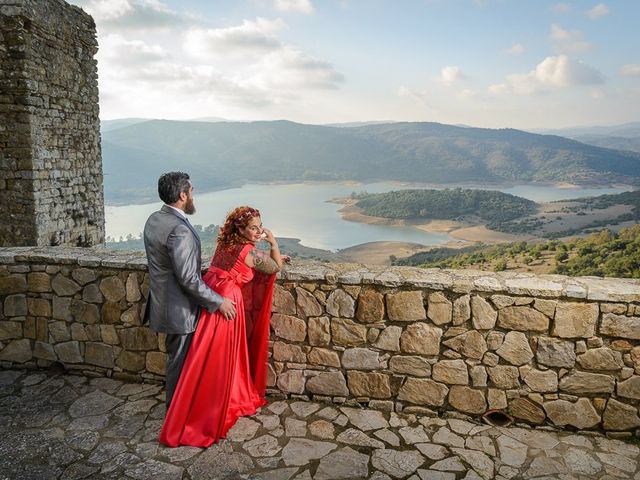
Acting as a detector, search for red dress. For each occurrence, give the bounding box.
[159,243,276,447]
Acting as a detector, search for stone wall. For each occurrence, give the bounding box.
[2,247,640,435]
[0,0,104,247]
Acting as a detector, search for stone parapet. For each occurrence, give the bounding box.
[2,247,640,434]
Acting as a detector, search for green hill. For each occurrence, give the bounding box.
[102,119,640,204]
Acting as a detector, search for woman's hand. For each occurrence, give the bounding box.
[282,254,292,264]
[262,227,276,246]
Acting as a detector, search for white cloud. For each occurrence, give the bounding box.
[620,64,640,77]
[591,88,604,99]
[489,55,604,95]
[440,66,467,86]
[549,24,592,53]
[71,0,190,32]
[551,3,571,13]
[587,3,609,19]
[273,0,315,14]
[506,43,525,56]
[184,18,286,60]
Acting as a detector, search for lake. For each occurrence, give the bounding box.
[105,182,631,251]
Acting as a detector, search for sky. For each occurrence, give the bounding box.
[68,0,640,129]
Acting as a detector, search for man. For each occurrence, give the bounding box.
[143,172,236,407]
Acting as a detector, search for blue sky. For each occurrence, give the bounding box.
[69,0,640,129]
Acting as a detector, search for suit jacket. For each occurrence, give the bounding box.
[142,205,223,334]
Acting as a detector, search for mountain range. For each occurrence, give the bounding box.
[101,119,640,204]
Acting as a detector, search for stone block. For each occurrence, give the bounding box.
[271,314,307,342]
[0,275,27,295]
[4,294,27,316]
[552,302,598,338]
[508,397,545,425]
[600,313,640,340]
[272,285,296,315]
[27,272,50,292]
[71,268,97,285]
[544,398,600,429]
[471,295,497,330]
[307,371,349,397]
[277,369,305,394]
[398,378,448,406]
[356,289,385,323]
[442,330,487,360]
[559,371,614,394]
[452,294,470,325]
[602,398,640,431]
[577,347,624,371]
[125,273,141,302]
[388,355,431,377]
[427,292,452,325]
[617,376,640,400]
[100,325,119,345]
[51,274,81,296]
[0,338,32,362]
[448,386,486,414]
[146,351,165,375]
[101,302,122,324]
[27,298,50,317]
[118,327,158,351]
[372,325,401,351]
[325,289,355,318]
[487,366,519,389]
[0,320,22,340]
[49,320,71,342]
[347,372,391,399]
[33,341,57,361]
[100,276,125,302]
[498,306,549,332]
[82,283,103,303]
[273,342,306,363]
[85,342,114,368]
[308,316,330,346]
[400,323,442,356]
[386,291,425,322]
[307,348,340,367]
[116,350,145,372]
[432,359,468,385]
[536,337,576,368]
[331,318,367,347]
[522,369,558,393]
[495,331,533,366]
[296,287,323,317]
[341,348,379,370]
[54,340,82,363]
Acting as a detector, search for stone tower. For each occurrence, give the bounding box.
[0,0,104,247]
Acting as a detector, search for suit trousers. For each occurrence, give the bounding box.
[164,332,195,407]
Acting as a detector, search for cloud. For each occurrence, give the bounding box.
[551,3,571,13]
[489,55,604,95]
[620,64,640,77]
[99,35,167,67]
[184,18,286,60]
[587,3,609,19]
[549,24,592,53]
[591,88,604,99]
[71,0,191,32]
[506,43,525,56]
[273,0,315,14]
[440,66,467,86]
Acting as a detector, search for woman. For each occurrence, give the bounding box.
[159,206,286,447]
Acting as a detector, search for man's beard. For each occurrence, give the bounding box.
[184,196,196,215]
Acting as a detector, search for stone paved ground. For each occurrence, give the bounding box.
[1,370,640,480]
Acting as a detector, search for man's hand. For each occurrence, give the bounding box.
[218,297,236,321]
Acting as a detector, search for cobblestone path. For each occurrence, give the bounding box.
[1,369,640,479]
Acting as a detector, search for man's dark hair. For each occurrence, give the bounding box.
[158,172,191,204]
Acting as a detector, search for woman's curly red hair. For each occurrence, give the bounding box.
[217,206,261,249]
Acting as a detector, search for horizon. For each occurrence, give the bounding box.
[70,0,640,130]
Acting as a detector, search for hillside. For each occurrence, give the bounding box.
[102,120,640,204]
[393,225,640,279]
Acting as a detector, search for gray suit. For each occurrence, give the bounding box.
[143,205,223,406]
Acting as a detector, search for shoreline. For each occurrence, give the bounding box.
[333,198,532,246]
